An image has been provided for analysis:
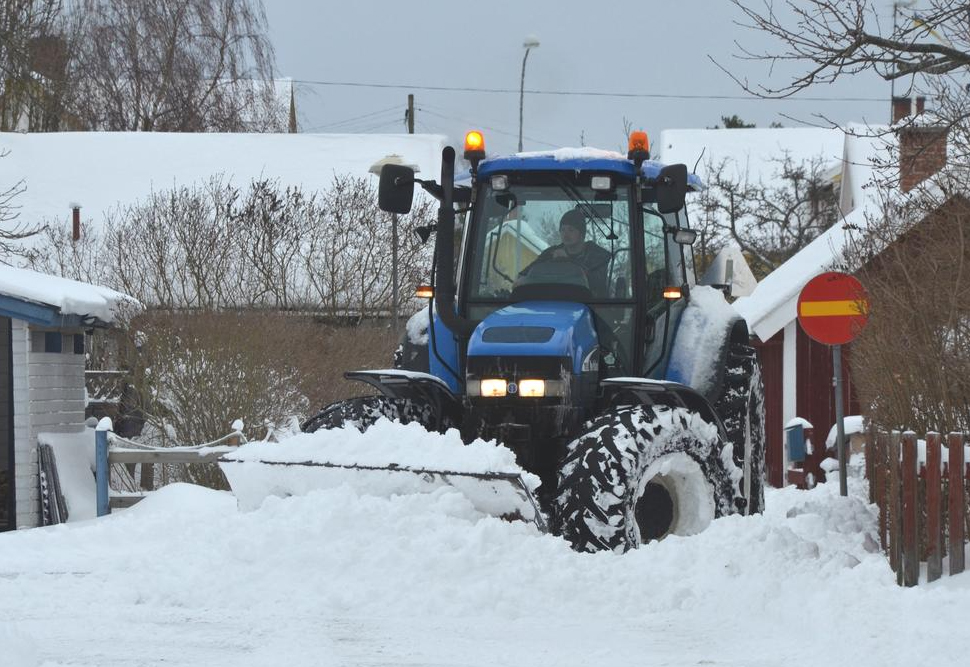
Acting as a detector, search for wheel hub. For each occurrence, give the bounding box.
[634,480,676,542]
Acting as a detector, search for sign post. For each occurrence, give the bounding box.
[797,272,870,496]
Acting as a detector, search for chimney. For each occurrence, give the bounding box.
[890,96,926,124]
[72,205,80,242]
[893,97,947,193]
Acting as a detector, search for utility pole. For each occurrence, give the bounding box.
[406,94,414,134]
[518,35,540,152]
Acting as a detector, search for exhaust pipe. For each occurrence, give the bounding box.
[434,147,476,337]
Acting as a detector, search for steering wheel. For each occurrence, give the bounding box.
[519,256,591,289]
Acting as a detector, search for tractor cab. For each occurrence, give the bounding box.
[459,150,700,382]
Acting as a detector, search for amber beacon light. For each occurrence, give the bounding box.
[627,130,650,162]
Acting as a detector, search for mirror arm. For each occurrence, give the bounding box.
[416,178,443,200]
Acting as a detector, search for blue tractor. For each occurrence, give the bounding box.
[304,131,765,553]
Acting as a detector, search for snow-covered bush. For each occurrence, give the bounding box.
[121,310,395,488]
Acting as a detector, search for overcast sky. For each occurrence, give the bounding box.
[262,1,898,159]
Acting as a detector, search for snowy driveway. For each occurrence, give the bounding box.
[1,480,967,667]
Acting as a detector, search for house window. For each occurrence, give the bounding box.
[73,334,84,355]
[44,332,62,353]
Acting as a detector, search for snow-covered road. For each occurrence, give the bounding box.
[2,475,967,666]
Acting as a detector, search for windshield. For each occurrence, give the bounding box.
[467,178,633,302]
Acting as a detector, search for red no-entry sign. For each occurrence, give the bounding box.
[797,272,870,345]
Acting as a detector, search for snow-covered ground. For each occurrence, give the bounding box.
[1,432,968,666]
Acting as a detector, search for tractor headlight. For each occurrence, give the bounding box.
[518,379,545,397]
[480,378,507,397]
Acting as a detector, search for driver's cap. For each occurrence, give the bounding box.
[559,209,586,234]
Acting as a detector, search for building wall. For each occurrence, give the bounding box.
[12,320,33,528]
[13,322,87,529]
[755,324,862,489]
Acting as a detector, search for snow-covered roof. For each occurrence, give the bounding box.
[723,126,902,341]
[731,204,867,341]
[658,127,845,184]
[0,264,137,325]
[0,131,447,233]
[839,125,892,215]
[699,245,758,298]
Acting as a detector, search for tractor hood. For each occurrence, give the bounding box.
[467,301,598,374]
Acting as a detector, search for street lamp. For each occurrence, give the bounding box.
[369,155,419,334]
[518,34,540,153]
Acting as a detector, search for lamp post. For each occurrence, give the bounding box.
[518,35,540,153]
[369,155,419,333]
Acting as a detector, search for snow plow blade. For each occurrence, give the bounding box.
[218,457,547,531]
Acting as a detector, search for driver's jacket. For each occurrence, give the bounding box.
[530,242,611,296]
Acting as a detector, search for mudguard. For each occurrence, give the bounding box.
[344,369,462,431]
[665,285,750,403]
[599,377,726,441]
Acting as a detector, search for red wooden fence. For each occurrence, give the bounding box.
[867,429,970,586]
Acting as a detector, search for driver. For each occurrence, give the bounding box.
[524,208,611,295]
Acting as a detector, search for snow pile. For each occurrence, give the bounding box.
[0,265,137,323]
[825,415,867,448]
[666,285,739,395]
[0,464,967,665]
[220,420,542,517]
[1,626,38,667]
[1,475,965,665]
[225,419,524,474]
[405,306,430,345]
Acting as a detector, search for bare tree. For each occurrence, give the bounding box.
[34,175,436,318]
[27,216,108,282]
[0,0,65,131]
[845,177,970,433]
[696,152,840,278]
[68,0,280,132]
[727,1,970,97]
[0,149,46,263]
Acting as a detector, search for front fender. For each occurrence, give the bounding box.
[665,285,749,402]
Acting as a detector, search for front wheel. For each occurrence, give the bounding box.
[301,395,448,434]
[554,405,739,553]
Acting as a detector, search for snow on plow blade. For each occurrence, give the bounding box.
[218,458,545,530]
[216,421,546,531]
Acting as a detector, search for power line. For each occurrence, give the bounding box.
[289,78,887,103]
[302,104,402,132]
[421,107,560,148]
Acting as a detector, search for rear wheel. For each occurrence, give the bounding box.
[714,343,766,514]
[554,404,738,552]
[301,395,447,434]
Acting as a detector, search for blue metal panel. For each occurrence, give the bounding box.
[0,294,87,328]
[428,312,462,394]
[467,301,597,374]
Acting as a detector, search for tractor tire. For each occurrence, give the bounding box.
[554,404,738,553]
[713,343,766,515]
[301,395,446,434]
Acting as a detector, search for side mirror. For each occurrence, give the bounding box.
[655,164,688,214]
[378,164,415,214]
[672,228,697,245]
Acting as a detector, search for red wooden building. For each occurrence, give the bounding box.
[735,97,950,487]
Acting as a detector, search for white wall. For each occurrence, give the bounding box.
[13,322,87,528]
